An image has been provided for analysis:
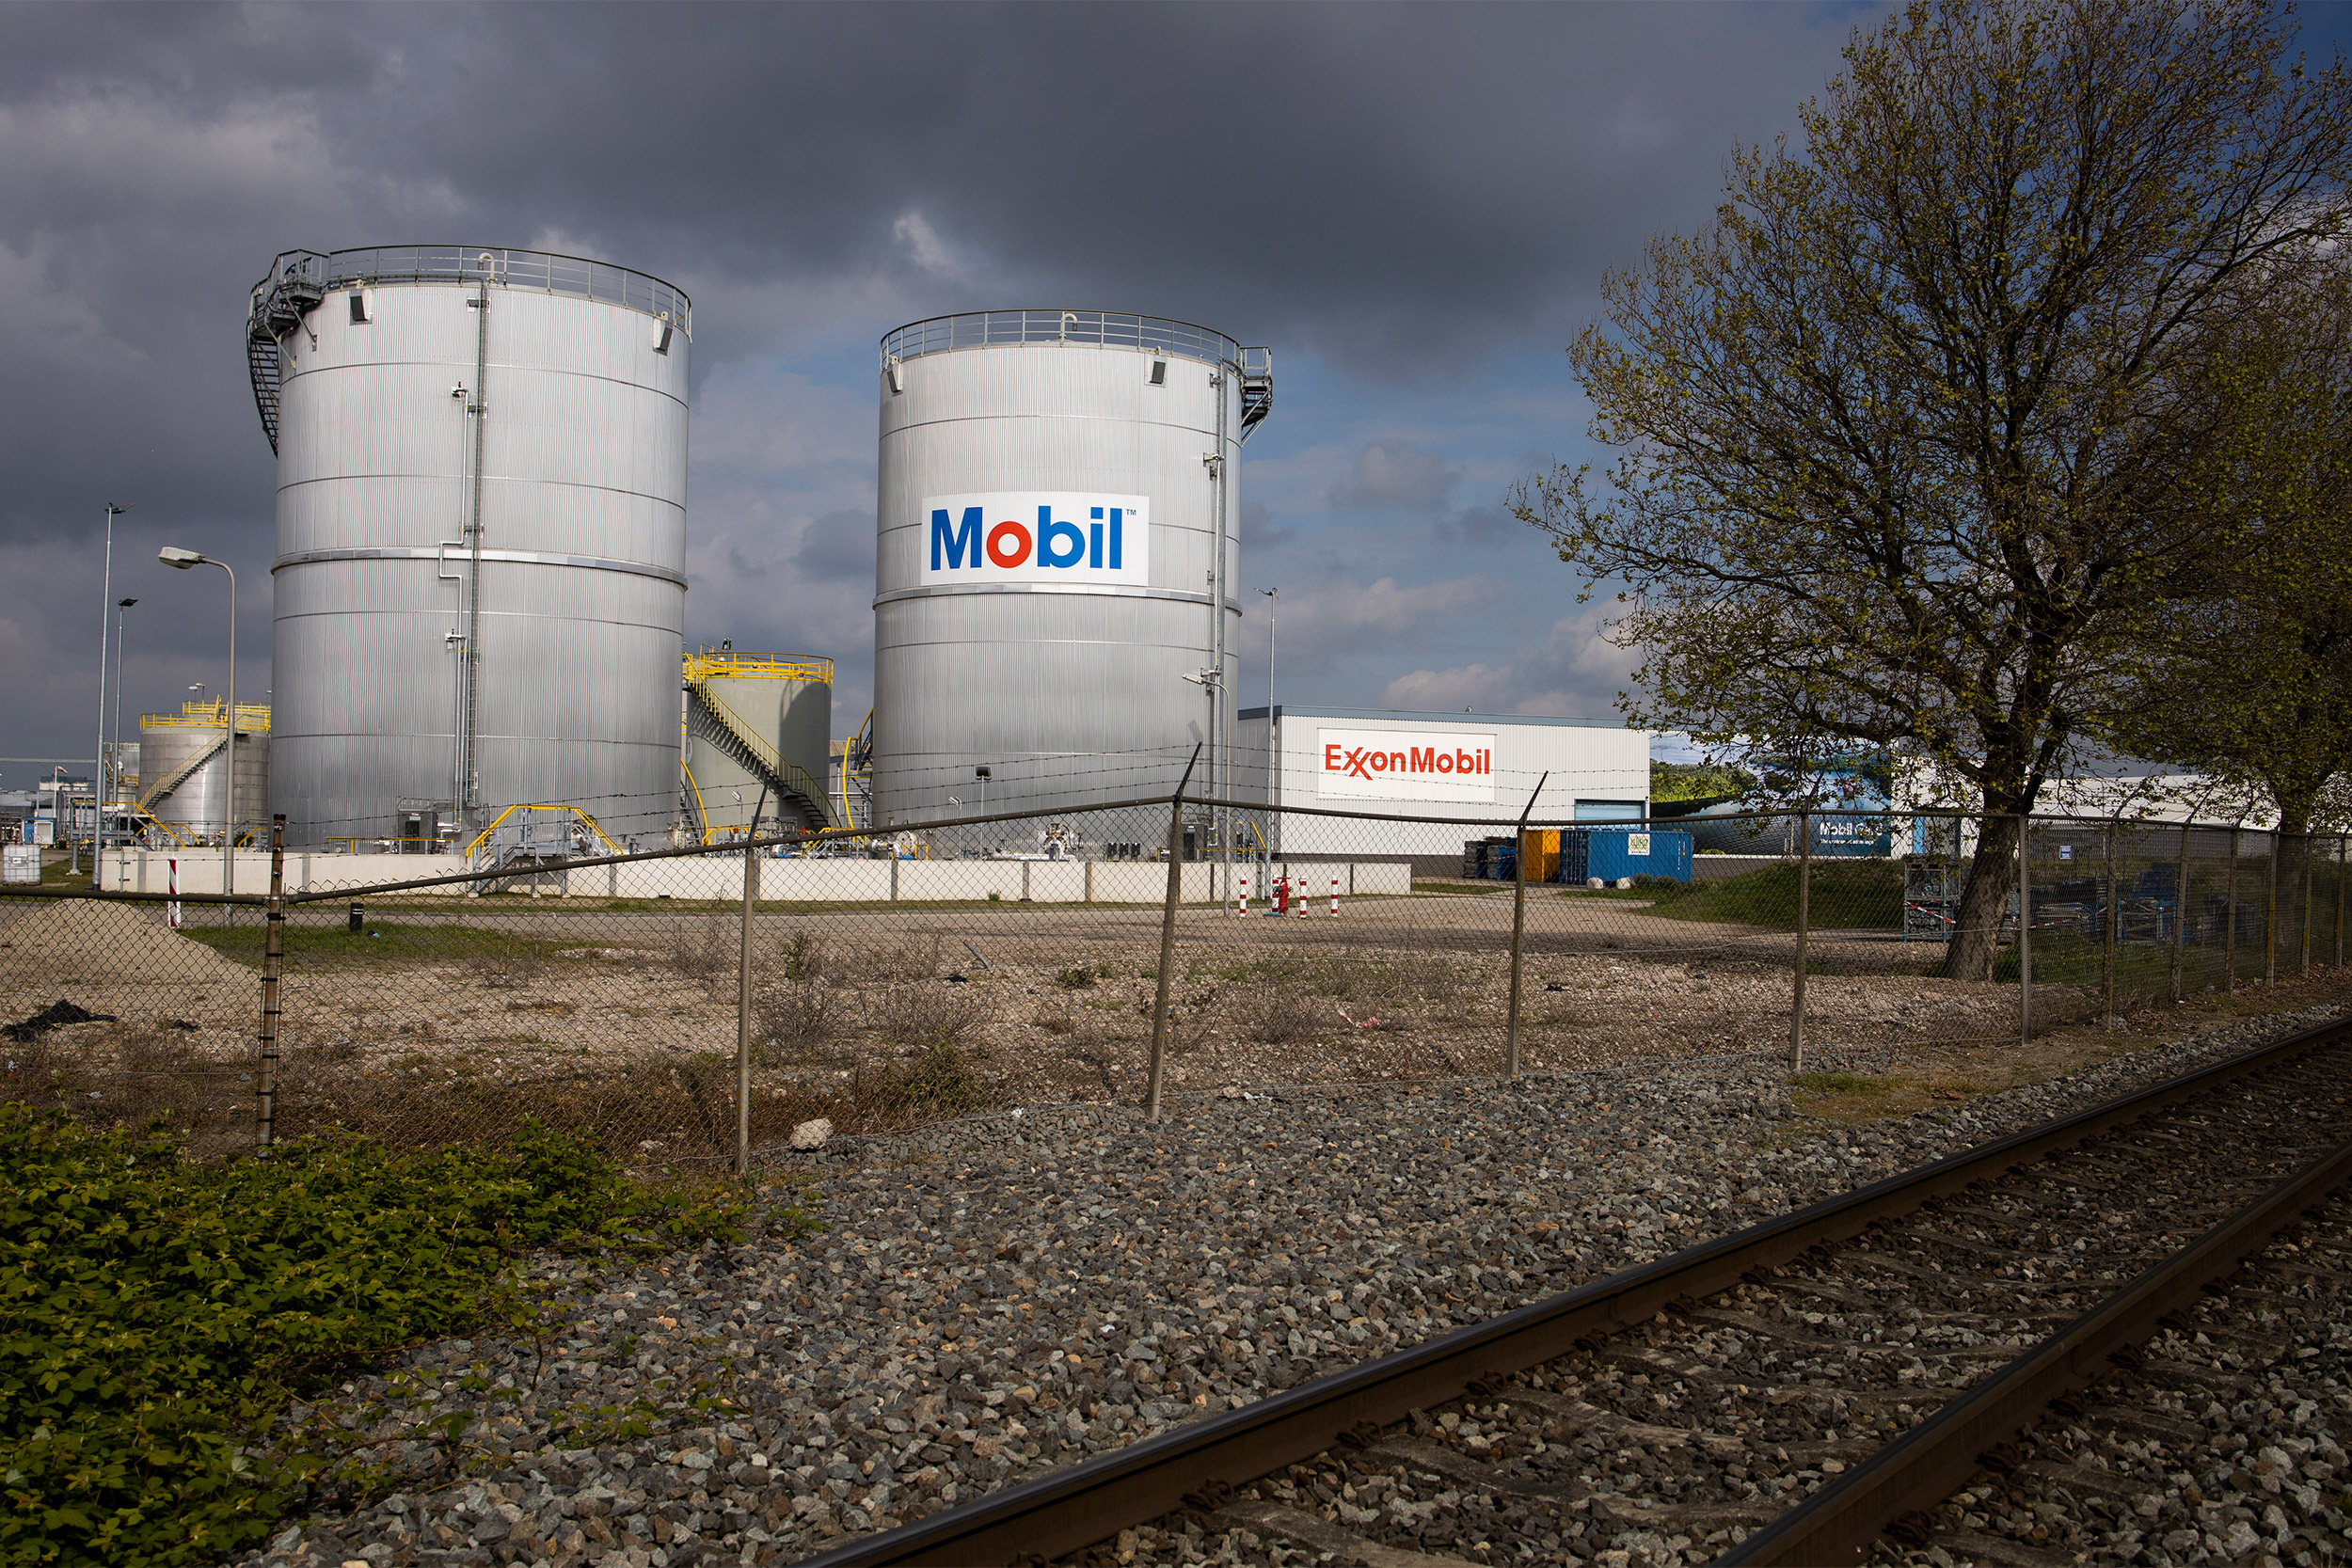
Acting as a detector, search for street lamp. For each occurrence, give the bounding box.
[159,546,235,900]
[111,598,136,844]
[89,504,130,874]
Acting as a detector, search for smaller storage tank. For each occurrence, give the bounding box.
[136,702,270,845]
[681,648,836,836]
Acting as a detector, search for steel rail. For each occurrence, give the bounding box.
[791,1013,2352,1568]
[1723,1132,2352,1565]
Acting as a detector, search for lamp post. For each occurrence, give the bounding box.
[110,598,136,856]
[159,547,235,901]
[90,504,130,874]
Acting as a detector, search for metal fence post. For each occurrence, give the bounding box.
[1503,773,1548,1081]
[2018,813,2032,1045]
[2300,833,2314,979]
[2338,834,2346,970]
[2169,819,2189,1006]
[256,814,286,1150]
[2265,828,2279,986]
[1146,746,1201,1123]
[1789,809,1813,1070]
[2102,821,2118,1025]
[736,832,760,1179]
[2224,824,2240,992]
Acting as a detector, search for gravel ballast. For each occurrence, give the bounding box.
[230,1002,2352,1568]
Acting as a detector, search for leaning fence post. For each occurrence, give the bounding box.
[1790,808,1813,1070]
[1503,773,1549,1081]
[735,832,761,1178]
[255,814,286,1150]
[2102,821,2118,1026]
[2169,819,2190,1006]
[2018,813,2032,1045]
[1146,745,1202,1123]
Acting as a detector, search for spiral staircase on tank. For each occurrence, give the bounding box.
[246,250,329,454]
[682,674,837,837]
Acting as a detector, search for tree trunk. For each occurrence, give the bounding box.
[1945,813,2022,982]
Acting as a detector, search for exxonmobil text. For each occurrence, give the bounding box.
[1315,727,1498,804]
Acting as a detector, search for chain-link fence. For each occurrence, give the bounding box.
[6,792,2345,1167]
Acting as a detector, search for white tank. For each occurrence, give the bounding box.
[871,311,1271,822]
[249,245,690,847]
[136,703,270,845]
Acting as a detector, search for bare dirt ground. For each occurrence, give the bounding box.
[0,888,2121,1164]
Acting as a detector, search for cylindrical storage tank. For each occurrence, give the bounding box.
[248,245,691,846]
[681,648,836,837]
[872,311,1271,822]
[137,703,270,845]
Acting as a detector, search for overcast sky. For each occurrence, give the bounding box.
[9,2,2336,784]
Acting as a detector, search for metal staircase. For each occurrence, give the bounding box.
[1238,346,1274,442]
[685,678,837,833]
[246,250,327,454]
[136,732,224,816]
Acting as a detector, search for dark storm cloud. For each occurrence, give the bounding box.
[0,1,1864,756]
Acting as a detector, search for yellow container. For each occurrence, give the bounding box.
[1522,828,1561,883]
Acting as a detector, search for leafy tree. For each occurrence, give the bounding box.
[2096,261,2352,842]
[1514,0,2352,978]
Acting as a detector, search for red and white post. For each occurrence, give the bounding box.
[167,856,182,930]
[1234,870,1250,916]
[1330,876,1341,917]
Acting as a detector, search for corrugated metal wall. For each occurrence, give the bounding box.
[265,251,690,846]
[871,322,1245,821]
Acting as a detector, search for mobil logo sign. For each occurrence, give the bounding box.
[920,491,1151,588]
[1317,728,1496,805]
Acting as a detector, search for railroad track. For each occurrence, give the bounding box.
[796,1017,2352,1568]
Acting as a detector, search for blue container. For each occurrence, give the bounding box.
[1560,827,1693,884]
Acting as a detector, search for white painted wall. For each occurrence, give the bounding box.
[1234,708,1649,856]
[92,848,1410,905]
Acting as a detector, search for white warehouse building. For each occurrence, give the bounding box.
[1235,705,1650,860]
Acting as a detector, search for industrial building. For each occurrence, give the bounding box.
[246,245,692,848]
[869,311,1273,824]
[1235,705,1651,859]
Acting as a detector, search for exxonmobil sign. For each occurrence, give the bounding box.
[1316,727,1496,804]
[919,492,1151,588]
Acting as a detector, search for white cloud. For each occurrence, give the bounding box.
[1381,611,1643,721]
[892,211,960,278]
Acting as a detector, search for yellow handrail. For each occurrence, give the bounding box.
[682,648,834,685]
[141,700,271,732]
[681,760,716,846]
[461,803,625,862]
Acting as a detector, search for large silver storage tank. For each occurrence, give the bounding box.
[247,245,691,847]
[136,702,270,845]
[871,311,1271,821]
[681,647,837,836]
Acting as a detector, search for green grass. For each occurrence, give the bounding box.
[0,1110,768,1566]
[1790,1070,1887,1094]
[180,919,569,970]
[1579,860,1905,929]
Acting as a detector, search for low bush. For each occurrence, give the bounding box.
[0,1110,755,1567]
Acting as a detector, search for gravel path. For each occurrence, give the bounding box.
[229,1002,2352,1568]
